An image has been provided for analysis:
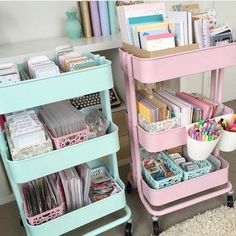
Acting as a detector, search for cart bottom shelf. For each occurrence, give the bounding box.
[142,156,229,207]
[21,178,129,236]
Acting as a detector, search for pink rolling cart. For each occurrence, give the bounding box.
[120,43,236,235]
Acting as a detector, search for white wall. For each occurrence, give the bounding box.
[0,1,77,44]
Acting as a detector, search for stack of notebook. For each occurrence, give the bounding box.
[137,88,225,130]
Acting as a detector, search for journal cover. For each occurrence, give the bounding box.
[89,1,102,37]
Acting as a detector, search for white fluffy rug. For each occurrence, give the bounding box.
[160,204,236,236]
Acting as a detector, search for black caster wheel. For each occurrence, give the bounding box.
[153,221,161,236]
[126,181,132,194]
[125,222,132,236]
[20,219,24,227]
[227,194,234,208]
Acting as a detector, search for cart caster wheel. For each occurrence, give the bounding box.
[20,219,24,227]
[125,222,132,236]
[153,221,160,236]
[227,194,234,208]
[126,181,132,194]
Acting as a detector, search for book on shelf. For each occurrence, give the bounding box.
[89,1,102,37]
[98,1,110,36]
[108,1,118,35]
[80,1,92,38]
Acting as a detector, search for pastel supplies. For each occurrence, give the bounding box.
[218,115,236,132]
[27,56,60,79]
[89,1,102,37]
[188,119,222,142]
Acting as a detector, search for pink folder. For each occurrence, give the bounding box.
[176,92,214,120]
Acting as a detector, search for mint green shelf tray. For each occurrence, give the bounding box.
[0,59,112,115]
[2,123,119,183]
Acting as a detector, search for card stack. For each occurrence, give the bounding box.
[27,56,60,79]
[5,109,46,148]
[0,63,21,84]
[55,46,97,72]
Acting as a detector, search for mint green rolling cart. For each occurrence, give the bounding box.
[0,53,132,236]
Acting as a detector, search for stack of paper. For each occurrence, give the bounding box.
[55,46,97,72]
[0,63,21,84]
[27,56,60,79]
[5,109,46,148]
[40,101,86,138]
[21,173,64,217]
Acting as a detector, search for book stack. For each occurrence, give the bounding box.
[173,3,233,48]
[77,1,119,38]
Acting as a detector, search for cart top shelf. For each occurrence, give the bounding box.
[121,42,236,83]
[0,55,113,115]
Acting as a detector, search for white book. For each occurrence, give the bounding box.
[167,11,189,45]
[168,21,185,46]
[194,19,204,48]
[203,19,210,48]
[187,12,193,44]
[116,2,166,44]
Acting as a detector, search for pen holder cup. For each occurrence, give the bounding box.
[46,126,89,150]
[187,134,221,160]
[216,114,236,152]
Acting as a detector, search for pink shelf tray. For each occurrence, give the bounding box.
[142,155,228,207]
[128,42,236,83]
[139,106,233,153]
[46,126,89,150]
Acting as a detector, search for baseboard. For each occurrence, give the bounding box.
[0,194,15,205]
[118,157,130,167]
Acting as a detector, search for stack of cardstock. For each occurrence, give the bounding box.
[0,63,21,84]
[39,101,86,138]
[137,89,169,122]
[21,173,64,218]
[176,92,224,120]
[55,46,97,72]
[153,89,193,126]
[117,2,166,44]
[5,109,46,148]
[27,56,60,79]
[59,167,84,211]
